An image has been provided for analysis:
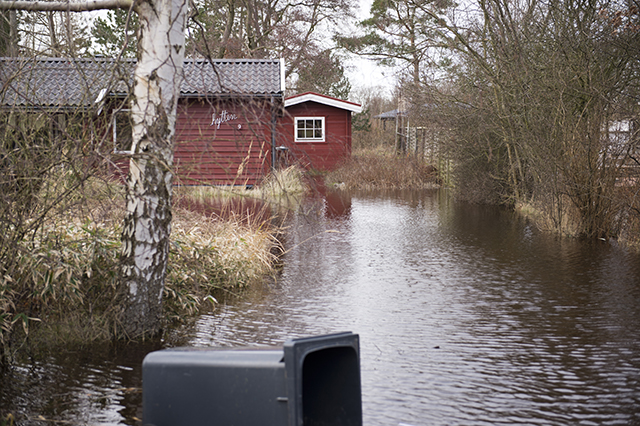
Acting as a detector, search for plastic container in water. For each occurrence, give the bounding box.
[142,332,362,426]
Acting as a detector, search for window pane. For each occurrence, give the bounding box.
[295,117,324,141]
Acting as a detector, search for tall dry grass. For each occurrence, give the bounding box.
[515,178,640,250]
[326,146,440,190]
[1,168,303,356]
[616,180,640,249]
[175,165,307,206]
[165,207,281,321]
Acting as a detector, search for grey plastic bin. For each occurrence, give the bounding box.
[142,332,362,426]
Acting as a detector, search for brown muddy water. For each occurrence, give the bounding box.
[2,189,640,425]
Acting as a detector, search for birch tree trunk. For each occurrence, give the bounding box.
[118,0,186,339]
[0,0,187,339]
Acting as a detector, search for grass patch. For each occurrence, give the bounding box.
[326,147,440,190]
[516,200,581,237]
[176,166,307,204]
[1,168,303,358]
[165,207,281,321]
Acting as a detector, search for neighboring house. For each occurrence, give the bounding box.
[374,108,405,131]
[375,104,450,160]
[279,92,362,172]
[1,57,359,185]
[375,107,421,155]
[607,120,639,156]
[604,119,640,185]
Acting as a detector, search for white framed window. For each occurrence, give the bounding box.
[112,109,133,154]
[295,117,325,142]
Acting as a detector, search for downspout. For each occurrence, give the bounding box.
[271,94,277,170]
[271,57,286,170]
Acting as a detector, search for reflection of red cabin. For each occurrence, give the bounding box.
[279,92,362,172]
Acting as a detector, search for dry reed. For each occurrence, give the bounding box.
[326,147,440,190]
[175,166,307,206]
[1,168,299,353]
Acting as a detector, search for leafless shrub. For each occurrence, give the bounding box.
[327,146,440,190]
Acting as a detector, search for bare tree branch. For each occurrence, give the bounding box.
[0,0,132,12]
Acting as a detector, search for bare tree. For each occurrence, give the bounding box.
[425,0,640,238]
[0,10,18,55]
[187,0,354,89]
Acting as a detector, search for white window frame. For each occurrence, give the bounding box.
[294,116,325,142]
[112,109,133,154]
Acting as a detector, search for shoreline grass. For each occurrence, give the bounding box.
[1,167,305,359]
[326,146,441,190]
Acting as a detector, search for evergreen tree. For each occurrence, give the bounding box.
[295,50,352,99]
[337,0,454,84]
[91,9,138,57]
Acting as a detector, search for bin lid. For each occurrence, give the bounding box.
[143,346,284,367]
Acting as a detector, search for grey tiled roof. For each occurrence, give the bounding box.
[374,109,406,119]
[0,57,283,108]
[181,59,282,96]
[0,57,125,107]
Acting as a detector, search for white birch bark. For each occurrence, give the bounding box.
[118,0,186,338]
[1,0,187,339]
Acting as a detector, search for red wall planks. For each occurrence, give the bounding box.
[174,98,273,186]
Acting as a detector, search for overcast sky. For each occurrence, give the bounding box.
[341,0,397,100]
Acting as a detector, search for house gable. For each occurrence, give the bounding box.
[279,92,361,172]
[285,92,362,114]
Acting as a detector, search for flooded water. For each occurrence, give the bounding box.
[3,189,640,425]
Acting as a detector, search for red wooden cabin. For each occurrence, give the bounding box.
[278,92,362,172]
[0,57,284,187]
[1,59,361,184]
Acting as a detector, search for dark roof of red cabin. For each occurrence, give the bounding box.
[182,59,282,96]
[0,57,283,108]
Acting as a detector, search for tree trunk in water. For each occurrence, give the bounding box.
[118,0,186,339]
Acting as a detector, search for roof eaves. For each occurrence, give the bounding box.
[285,92,362,113]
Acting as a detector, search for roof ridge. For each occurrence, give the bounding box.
[183,58,281,64]
[1,56,283,107]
